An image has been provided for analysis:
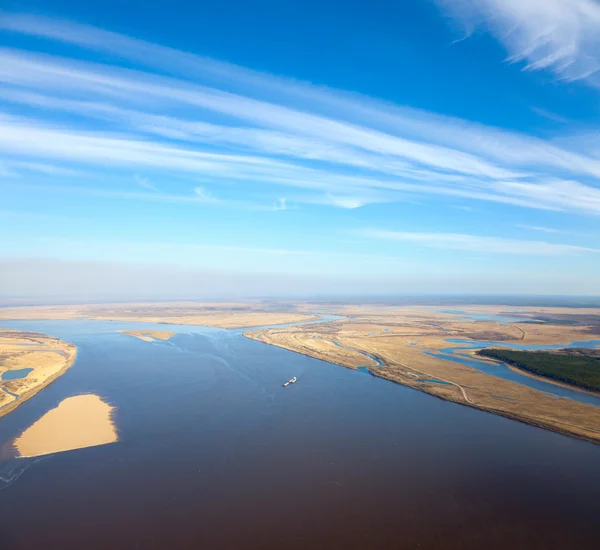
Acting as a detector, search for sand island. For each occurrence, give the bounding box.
[119,329,176,342]
[13,394,118,458]
[0,329,77,417]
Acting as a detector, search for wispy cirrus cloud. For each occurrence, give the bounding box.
[0,178,292,212]
[516,224,565,234]
[531,107,571,124]
[361,229,599,255]
[0,12,600,215]
[436,0,600,83]
[133,174,157,191]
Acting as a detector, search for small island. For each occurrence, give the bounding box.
[13,394,118,457]
[0,330,77,417]
[477,348,600,393]
[119,330,176,342]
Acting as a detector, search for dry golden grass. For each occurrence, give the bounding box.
[0,330,77,418]
[0,302,317,329]
[3,302,600,441]
[246,306,600,444]
[247,328,379,369]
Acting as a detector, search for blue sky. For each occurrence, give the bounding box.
[1,1,600,299]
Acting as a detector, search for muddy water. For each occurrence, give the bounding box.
[0,319,599,549]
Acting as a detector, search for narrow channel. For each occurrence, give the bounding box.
[430,338,600,407]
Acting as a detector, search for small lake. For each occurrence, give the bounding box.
[438,309,527,323]
[0,318,599,549]
[2,368,34,381]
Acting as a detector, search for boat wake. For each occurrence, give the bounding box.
[0,457,47,492]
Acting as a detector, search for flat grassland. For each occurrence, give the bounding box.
[119,330,176,342]
[246,304,600,444]
[0,330,77,417]
[0,302,317,329]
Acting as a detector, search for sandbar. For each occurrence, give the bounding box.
[14,394,118,458]
[119,329,176,342]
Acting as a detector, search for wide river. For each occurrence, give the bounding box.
[1,319,600,549]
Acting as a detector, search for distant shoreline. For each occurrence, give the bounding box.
[0,331,77,418]
[244,331,600,446]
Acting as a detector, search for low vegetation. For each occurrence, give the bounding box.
[478,348,600,392]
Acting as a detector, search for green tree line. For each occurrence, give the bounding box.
[477,348,600,393]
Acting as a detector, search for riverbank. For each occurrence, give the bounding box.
[477,348,600,393]
[244,307,600,444]
[0,330,77,418]
[247,331,600,444]
[460,348,600,398]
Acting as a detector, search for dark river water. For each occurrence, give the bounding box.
[1,319,600,549]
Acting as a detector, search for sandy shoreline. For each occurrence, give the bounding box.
[245,333,600,445]
[244,306,600,445]
[3,302,600,445]
[0,331,77,418]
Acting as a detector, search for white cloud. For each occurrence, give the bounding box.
[0,14,600,216]
[272,198,288,211]
[133,174,156,191]
[436,0,600,82]
[0,49,522,180]
[193,187,216,202]
[494,179,600,215]
[361,229,599,255]
[516,224,565,233]
[327,197,368,209]
[531,107,570,123]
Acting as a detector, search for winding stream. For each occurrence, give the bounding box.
[330,340,383,373]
